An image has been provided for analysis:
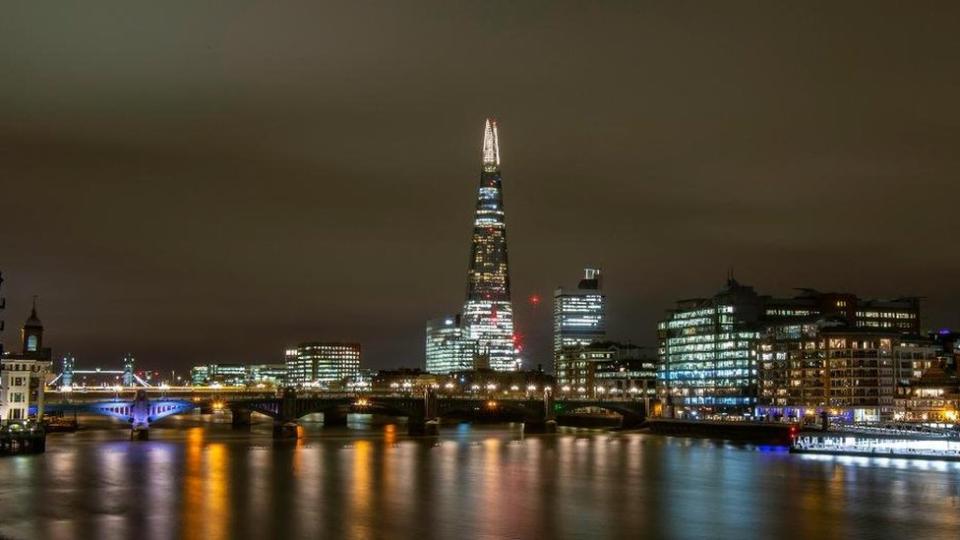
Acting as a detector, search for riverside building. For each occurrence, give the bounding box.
[556,341,655,398]
[0,300,53,421]
[658,278,922,419]
[756,329,928,423]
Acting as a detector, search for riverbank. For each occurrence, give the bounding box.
[646,418,796,445]
[0,425,46,456]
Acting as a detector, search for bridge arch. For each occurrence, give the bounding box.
[554,400,646,427]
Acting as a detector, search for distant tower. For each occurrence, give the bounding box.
[61,355,76,387]
[22,296,43,354]
[122,354,135,386]
[461,118,518,371]
[553,268,607,368]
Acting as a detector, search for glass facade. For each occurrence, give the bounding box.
[659,304,760,413]
[285,342,361,386]
[659,282,924,418]
[461,119,518,371]
[425,315,476,374]
[553,268,606,367]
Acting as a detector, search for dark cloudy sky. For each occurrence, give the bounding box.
[2,2,958,372]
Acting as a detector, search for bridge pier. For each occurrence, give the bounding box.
[620,412,645,429]
[130,425,149,440]
[406,387,440,436]
[523,419,557,434]
[273,421,300,439]
[407,417,439,436]
[525,389,558,433]
[231,408,252,429]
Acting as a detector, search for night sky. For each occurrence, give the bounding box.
[2,2,959,372]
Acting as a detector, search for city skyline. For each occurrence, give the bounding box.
[2,3,960,372]
[4,5,960,539]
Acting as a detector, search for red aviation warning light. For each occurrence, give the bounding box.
[528,294,541,306]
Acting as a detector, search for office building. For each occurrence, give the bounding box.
[460,119,518,371]
[554,268,606,369]
[188,363,247,386]
[246,364,287,385]
[425,315,476,374]
[190,365,210,386]
[658,279,922,418]
[285,342,361,386]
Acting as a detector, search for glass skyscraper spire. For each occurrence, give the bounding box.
[461,119,518,371]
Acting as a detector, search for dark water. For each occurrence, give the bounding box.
[1,415,959,540]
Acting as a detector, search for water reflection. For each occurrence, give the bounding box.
[1,419,960,539]
[182,428,205,540]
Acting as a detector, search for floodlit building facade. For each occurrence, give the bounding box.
[0,301,53,422]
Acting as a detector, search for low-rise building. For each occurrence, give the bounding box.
[894,364,960,422]
[0,302,53,422]
[372,368,439,392]
[246,364,287,386]
[557,342,654,398]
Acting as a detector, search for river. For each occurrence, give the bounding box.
[1,415,958,539]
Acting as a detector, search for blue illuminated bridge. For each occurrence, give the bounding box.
[39,388,646,440]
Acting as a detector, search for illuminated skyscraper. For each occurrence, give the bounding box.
[425,314,476,374]
[461,119,518,371]
[554,268,606,359]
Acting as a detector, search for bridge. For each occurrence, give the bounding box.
[41,388,646,439]
[41,390,197,439]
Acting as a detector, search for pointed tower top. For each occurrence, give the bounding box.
[482,118,500,171]
[25,295,42,328]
